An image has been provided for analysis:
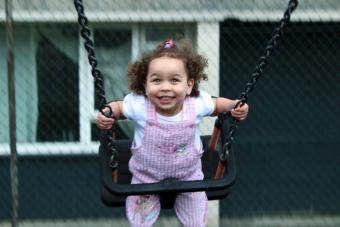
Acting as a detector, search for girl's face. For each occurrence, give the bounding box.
[145,56,194,116]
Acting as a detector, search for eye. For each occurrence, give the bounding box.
[151,78,161,84]
[170,78,180,84]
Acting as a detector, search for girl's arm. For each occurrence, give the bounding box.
[212,97,249,121]
[96,101,124,130]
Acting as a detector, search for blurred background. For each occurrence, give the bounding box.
[1,0,339,226]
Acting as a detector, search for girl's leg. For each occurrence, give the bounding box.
[174,191,208,227]
[126,194,161,227]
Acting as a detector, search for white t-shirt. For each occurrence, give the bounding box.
[122,90,215,149]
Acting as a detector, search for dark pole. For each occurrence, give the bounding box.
[5,0,19,226]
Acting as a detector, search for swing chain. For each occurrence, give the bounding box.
[74,0,118,169]
[219,0,298,161]
[103,110,118,168]
[107,130,118,168]
[74,0,107,108]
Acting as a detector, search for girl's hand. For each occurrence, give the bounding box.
[96,107,115,130]
[231,103,249,121]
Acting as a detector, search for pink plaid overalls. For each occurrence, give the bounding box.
[126,97,208,227]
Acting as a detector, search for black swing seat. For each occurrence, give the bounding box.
[99,133,236,209]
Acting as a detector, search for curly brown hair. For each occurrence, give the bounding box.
[127,38,208,97]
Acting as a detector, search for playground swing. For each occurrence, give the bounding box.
[74,0,298,209]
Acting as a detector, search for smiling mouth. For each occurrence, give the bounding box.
[158,96,174,104]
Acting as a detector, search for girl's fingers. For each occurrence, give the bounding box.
[96,112,115,129]
[231,110,247,120]
[233,106,248,115]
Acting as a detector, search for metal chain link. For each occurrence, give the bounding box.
[219,0,299,161]
[74,0,118,169]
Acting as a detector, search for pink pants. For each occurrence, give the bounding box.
[126,191,208,227]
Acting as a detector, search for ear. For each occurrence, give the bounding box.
[187,79,194,96]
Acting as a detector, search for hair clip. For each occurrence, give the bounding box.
[164,39,174,49]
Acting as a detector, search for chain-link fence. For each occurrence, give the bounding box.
[1,0,339,226]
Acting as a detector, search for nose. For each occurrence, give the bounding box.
[160,81,171,91]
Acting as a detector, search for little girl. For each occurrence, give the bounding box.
[96,39,249,227]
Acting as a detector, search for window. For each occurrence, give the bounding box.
[36,30,79,142]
